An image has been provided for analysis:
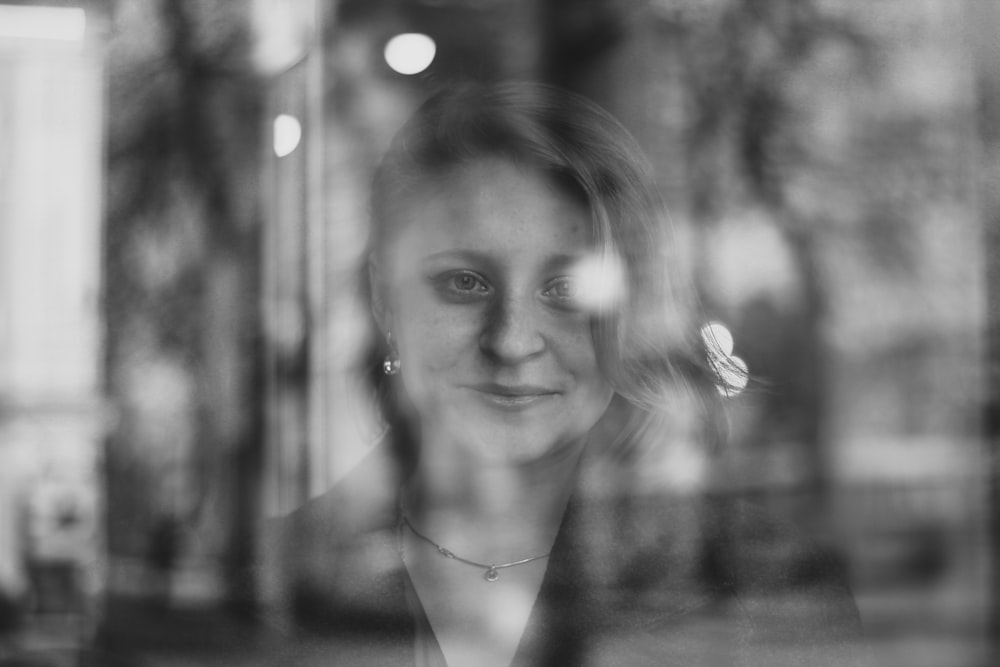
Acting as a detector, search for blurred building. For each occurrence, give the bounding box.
[0,0,107,644]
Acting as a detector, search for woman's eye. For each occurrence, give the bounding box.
[544,277,577,301]
[452,273,487,292]
[431,271,491,301]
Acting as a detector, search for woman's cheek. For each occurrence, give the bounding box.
[548,322,599,374]
[397,306,477,374]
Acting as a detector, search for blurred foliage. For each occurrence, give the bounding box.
[98,1,985,631]
[104,0,265,589]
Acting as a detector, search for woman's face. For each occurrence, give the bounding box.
[376,158,615,464]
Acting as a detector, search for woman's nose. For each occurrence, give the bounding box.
[479,295,546,363]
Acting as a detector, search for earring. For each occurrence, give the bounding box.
[382,332,400,375]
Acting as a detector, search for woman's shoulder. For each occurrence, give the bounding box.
[278,442,401,538]
[265,442,403,591]
[261,443,411,639]
[697,496,858,599]
[554,486,870,665]
[695,494,869,663]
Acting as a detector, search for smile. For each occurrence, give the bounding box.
[467,383,560,410]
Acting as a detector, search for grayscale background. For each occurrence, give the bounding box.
[0,0,996,665]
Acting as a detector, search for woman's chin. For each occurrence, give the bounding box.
[460,428,586,467]
[416,401,593,467]
[466,440,548,465]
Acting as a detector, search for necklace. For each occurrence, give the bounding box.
[399,513,551,582]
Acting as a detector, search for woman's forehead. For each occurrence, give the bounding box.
[390,159,593,254]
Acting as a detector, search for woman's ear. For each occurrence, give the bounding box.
[368,254,390,334]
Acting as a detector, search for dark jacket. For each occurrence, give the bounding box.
[262,446,870,666]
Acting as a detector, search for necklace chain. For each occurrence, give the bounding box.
[399,513,551,582]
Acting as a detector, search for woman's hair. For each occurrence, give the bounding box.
[363,81,729,459]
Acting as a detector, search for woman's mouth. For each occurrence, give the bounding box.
[466,383,560,410]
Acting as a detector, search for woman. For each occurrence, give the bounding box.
[277,82,866,666]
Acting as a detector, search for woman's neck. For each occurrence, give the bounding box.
[401,432,586,562]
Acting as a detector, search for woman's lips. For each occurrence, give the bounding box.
[466,383,560,410]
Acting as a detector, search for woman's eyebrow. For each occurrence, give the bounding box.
[544,253,585,272]
[421,249,497,267]
[420,250,584,273]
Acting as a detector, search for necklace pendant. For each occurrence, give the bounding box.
[484,566,499,582]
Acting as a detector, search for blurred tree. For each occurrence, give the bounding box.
[104,0,265,613]
[544,0,873,497]
[971,0,1000,656]
[672,0,871,500]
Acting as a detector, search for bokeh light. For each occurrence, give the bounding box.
[715,354,748,397]
[700,321,748,397]
[383,33,436,75]
[572,253,625,313]
[273,114,301,158]
[700,321,734,357]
